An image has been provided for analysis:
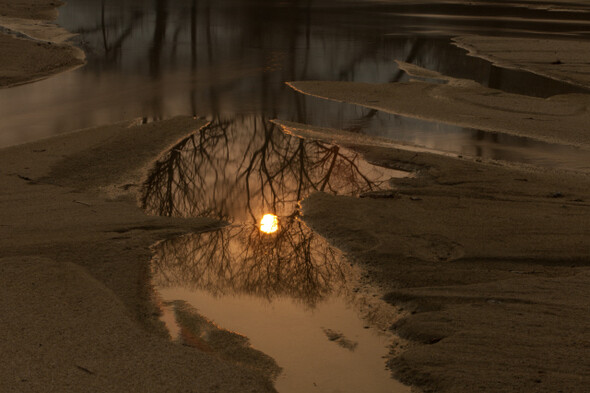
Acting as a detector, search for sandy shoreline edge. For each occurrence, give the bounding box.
[273,119,590,393]
[0,0,85,88]
[0,117,280,392]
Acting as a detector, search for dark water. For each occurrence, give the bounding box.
[1,0,590,173]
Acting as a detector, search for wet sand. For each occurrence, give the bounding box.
[1,0,589,392]
[0,117,277,392]
[273,26,590,392]
[0,0,84,88]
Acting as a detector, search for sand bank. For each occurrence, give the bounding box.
[287,65,590,149]
[453,35,590,89]
[280,37,590,390]
[0,117,276,392]
[0,0,84,88]
[273,119,590,393]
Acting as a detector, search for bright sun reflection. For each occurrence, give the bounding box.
[260,214,279,234]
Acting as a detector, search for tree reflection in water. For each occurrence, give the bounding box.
[144,116,401,306]
[152,218,346,307]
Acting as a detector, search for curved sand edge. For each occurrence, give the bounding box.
[0,117,277,392]
[286,73,590,149]
[0,0,85,88]
[452,35,590,90]
[273,119,590,393]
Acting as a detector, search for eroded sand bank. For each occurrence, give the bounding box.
[0,0,84,88]
[287,64,590,148]
[453,35,590,89]
[275,29,590,392]
[273,119,590,393]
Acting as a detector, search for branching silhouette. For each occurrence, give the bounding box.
[142,115,395,221]
[152,216,349,307]
[143,115,397,305]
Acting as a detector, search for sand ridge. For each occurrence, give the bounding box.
[287,71,590,149]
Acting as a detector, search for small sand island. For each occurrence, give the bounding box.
[1,0,589,392]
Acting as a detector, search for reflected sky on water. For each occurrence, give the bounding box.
[147,120,409,392]
[1,0,590,173]
[145,118,401,305]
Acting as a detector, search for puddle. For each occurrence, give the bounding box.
[142,117,407,220]
[145,119,410,392]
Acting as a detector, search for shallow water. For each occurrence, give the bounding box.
[1,0,590,173]
[147,122,409,392]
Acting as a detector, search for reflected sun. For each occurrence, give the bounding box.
[260,214,279,234]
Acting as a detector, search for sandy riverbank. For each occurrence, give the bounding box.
[0,0,84,88]
[0,117,278,392]
[273,29,590,392]
[273,118,590,392]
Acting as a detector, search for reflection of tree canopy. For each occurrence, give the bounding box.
[152,216,350,307]
[141,115,396,222]
[144,115,397,305]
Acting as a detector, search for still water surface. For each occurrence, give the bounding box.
[2,1,590,391]
[1,0,590,172]
[145,122,408,392]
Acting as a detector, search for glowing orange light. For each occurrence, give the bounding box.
[260,214,279,234]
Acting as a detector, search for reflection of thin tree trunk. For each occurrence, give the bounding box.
[205,3,213,65]
[148,0,168,119]
[190,0,198,116]
[149,0,168,79]
[101,0,109,52]
[300,0,312,80]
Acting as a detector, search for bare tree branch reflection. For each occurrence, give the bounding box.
[142,116,396,222]
[144,115,398,305]
[152,216,350,307]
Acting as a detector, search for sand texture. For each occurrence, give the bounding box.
[453,35,590,89]
[274,120,590,393]
[287,70,590,148]
[0,0,84,88]
[0,117,277,393]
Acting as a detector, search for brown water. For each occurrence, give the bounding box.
[146,122,410,392]
[1,0,590,172]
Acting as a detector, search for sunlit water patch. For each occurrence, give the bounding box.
[144,120,410,392]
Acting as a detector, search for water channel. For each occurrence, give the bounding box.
[2,0,590,392]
